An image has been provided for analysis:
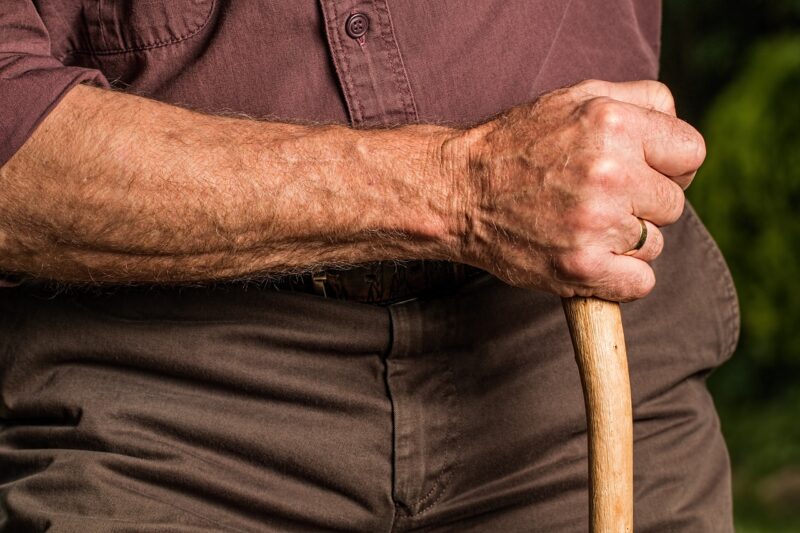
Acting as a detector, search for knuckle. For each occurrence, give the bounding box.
[585,156,623,188]
[586,98,627,131]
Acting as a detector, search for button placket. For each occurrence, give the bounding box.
[318,0,418,127]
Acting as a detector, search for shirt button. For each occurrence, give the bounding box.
[345,13,369,39]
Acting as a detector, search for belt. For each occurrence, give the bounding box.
[272,261,485,305]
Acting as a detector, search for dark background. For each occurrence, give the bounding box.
[660,1,800,529]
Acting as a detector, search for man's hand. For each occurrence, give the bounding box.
[450,80,706,301]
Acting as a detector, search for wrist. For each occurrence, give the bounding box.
[421,126,472,262]
[359,124,472,262]
[435,123,489,266]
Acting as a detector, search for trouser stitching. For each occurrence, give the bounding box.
[404,351,460,519]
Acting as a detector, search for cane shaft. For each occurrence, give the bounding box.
[562,297,633,533]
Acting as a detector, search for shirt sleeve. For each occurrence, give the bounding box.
[0,3,109,167]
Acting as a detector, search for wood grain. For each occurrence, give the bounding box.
[562,297,633,533]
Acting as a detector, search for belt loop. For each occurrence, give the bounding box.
[312,271,328,298]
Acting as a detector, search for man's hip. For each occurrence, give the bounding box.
[0,206,737,532]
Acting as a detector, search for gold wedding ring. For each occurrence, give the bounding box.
[627,218,648,254]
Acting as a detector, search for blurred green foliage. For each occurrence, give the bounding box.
[662,0,800,126]
[661,1,800,530]
[693,36,800,387]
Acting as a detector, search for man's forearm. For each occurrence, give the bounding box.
[0,80,707,301]
[0,84,465,282]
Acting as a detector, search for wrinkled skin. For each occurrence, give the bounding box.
[453,79,706,301]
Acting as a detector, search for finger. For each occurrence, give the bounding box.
[581,97,705,179]
[594,254,656,302]
[553,246,655,302]
[625,102,707,178]
[621,219,663,263]
[577,79,676,116]
[627,164,686,226]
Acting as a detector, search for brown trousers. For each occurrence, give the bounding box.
[0,208,738,532]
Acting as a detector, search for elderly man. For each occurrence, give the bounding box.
[0,1,738,531]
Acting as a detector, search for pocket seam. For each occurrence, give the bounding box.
[684,204,741,361]
[70,0,215,56]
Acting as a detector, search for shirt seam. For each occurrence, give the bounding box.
[64,0,215,56]
[320,1,364,125]
[372,0,418,124]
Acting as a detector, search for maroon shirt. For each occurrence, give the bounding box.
[0,1,661,165]
[0,7,740,529]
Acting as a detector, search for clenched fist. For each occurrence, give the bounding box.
[447,79,706,301]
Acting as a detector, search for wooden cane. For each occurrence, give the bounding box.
[562,297,633,532]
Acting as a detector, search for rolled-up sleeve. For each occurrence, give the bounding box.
[0,3,108,167]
